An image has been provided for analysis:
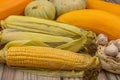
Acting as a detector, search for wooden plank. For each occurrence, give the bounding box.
[14,70,24,80]
[0,64,4,80]
[23,71,61,80]
[2,65,16,80]
[1,65,120,80]
[97,71,108,80]
[105,71,117,80]
[116,74,120,80]
[112,0,120,4]
[1,65,61,80]
[63,77,83,80]
[108,0,115,2]
[37,76,61,80]
[106,0,120,4]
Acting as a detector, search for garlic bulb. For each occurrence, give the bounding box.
[104,44,118,57]
[96,33,108,45]
[51,0,86,16]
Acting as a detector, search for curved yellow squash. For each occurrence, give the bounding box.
[86,0,120,16]
[57,9,120,40]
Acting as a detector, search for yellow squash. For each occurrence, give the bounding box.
[57,9,120,40]
[86,0,120,16]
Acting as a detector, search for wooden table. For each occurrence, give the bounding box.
[106,0,120,4]
[0,64,119,80]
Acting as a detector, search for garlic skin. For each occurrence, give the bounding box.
[115,39,120,51]
[108,40,117,46]
[116,52,120,59]
[104,44,118,57]
[96,33,108,45]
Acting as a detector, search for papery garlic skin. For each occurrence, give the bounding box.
[96,33,108,45]
[116,52,120,59]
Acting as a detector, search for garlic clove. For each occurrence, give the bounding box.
[104,44,118,57]
[96,33,108,45]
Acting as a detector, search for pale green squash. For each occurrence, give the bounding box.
[24,0,56,20]
[50,0,86,16]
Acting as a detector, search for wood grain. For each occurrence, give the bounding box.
[0,64,4,80]
[116,74,120,80]
[63,77,83,80]
[105,71,117,80]
[2,65,119,80]
[97,71,108,80]
[2,65,16,80]
[111,0,120,3]
[14,71,24,80]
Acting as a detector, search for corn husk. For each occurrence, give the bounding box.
[0,29,73,45]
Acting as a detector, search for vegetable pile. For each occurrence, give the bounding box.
[0,0,120,79]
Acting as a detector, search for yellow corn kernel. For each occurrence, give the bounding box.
[6,46,98,71]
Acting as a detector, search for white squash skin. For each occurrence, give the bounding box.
[24,0,56,20]
[51,0,86,16]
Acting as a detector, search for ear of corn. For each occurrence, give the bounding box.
[1,16,96,40]
[0,29,73,45]
[0,41,100,79]
[0,40,50,63]
[1,15,83,38]
[5,46,100,79]
[0,29,97,53]
[6,46,99,71]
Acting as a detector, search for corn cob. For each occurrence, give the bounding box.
[0,40,50,63]
[6,46,99,71]
[0,29,73,45]
[0,15,83,38]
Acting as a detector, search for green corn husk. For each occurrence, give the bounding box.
[0,29,96,53]
[0,15,97,40]
[0,15,83,38]
[56,35,87,52]
[0,29,73,45]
